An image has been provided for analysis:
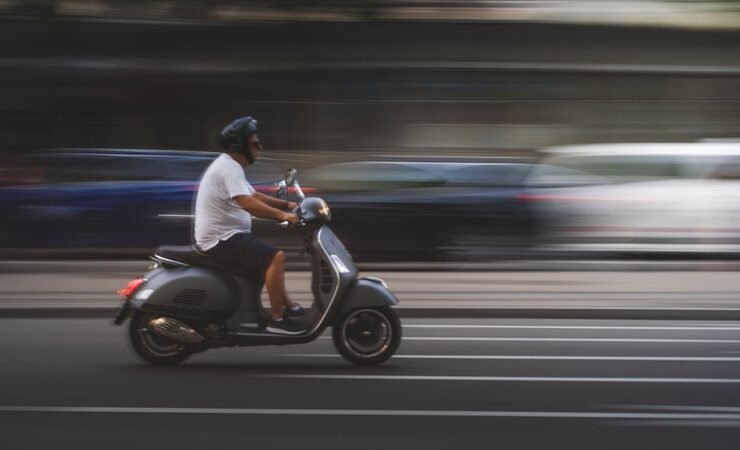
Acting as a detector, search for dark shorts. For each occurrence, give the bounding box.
[206,233,278,280]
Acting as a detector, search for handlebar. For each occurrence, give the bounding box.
[278,219,306,228]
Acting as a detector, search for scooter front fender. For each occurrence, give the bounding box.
[332,278,399,322]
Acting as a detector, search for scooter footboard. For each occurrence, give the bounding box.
[330,278,399,323]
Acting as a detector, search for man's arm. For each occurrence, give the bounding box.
[234,195,298,224]
[252,191,293,210]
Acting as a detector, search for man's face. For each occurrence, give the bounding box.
[245,134,263,162]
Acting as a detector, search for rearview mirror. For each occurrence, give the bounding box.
[275,180,287,199]
[285,168,298,187]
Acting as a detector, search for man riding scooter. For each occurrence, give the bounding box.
[114,115,402,366]
[194,116,305,335]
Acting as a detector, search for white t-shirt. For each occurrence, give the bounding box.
[194,153,256,251]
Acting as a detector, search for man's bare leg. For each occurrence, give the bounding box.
[264,250,288,321]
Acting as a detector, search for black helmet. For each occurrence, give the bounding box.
[220,116,258,152]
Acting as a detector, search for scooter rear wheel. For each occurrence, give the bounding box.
[333,307,401,366]
[128,311,193,365]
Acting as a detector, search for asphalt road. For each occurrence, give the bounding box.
[1,317,740,449]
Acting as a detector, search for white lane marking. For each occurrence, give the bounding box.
[320,336,740,343]
[1,406,739,421]
[285,354,740,362]
[269,374,740,384]
[6,59,740,76]
[401,337,740,343]
[613,405,740,413]
[404,325,740,331]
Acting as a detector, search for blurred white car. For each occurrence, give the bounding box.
[526,142,740,254]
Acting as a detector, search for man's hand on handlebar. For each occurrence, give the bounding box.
[280,212,300,226]
[286,201,299,212]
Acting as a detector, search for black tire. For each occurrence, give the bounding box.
[127,311,193,365]
[332,307,401,366]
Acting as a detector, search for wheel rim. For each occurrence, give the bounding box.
[341,309,392,359]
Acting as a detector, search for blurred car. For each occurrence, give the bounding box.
[303,160,538,261]
[0,148,285,251]
[525,142,740,255]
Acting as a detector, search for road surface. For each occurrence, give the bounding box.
[1,317,739,449]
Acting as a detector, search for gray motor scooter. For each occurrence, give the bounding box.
[113,169,401,366]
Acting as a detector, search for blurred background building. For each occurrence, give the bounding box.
[1,0,739,155]
[1,1,739,261]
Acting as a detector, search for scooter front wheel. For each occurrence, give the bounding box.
[128,311,193,365]
[333,307,401,366]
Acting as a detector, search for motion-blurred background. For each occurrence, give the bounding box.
[2,0,740,263]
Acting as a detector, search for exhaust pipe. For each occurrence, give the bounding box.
[148,317,204,344]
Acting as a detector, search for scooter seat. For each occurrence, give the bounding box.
[154,245,262,281]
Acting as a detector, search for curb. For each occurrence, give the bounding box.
[3,307,740,321]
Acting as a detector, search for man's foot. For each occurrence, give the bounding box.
[266,318,306,335]
[284,304,306,319]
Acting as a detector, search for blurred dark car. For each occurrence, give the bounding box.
[0,148,284,251]
[303,160,538,262]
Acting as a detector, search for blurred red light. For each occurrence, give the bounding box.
[255,186,317,195]
[117,278,145,298]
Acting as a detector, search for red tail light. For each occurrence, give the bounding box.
[117,277,145,298]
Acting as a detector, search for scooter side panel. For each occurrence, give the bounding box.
[331,278,399,322]
[130,266,243,319]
